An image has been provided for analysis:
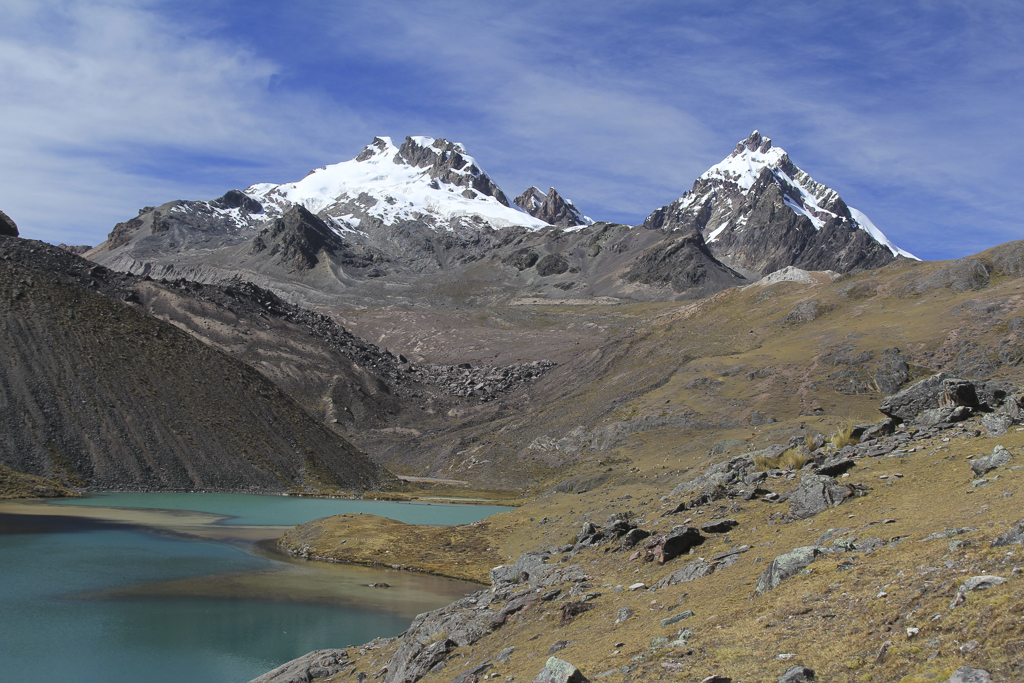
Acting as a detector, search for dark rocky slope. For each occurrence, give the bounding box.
[0,235,397,493]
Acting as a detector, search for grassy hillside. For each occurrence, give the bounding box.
[261,244,1024,682]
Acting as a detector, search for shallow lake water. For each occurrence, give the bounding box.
[0,494,510,683]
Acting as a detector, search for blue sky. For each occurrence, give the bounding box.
[1,1,1021,260]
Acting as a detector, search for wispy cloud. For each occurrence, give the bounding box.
[0,0,368,244]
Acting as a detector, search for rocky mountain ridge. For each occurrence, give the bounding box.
[85,131,912,308]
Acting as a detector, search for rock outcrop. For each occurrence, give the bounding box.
[0,209,18,237]
[514,187,590,227]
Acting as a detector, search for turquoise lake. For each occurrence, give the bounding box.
[0,494,511,683]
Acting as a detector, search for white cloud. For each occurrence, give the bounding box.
[0,0,369,244]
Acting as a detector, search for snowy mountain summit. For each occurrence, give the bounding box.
[644,131,915,278]
[246,136,550,233]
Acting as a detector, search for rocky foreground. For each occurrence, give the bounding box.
[256,374,1024,683]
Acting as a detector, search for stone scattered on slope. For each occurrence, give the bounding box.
[785,474,852,522]
[248,649,351,683]
[531,657,588,683]
[652,555,740,590]
[383,595,501,683]
[660,611,694,627]
[878,374,1012,423]
[993,518,1024,546]
[490,552,585,589]
[700,519,739,533]
[943,667,992,683]
[784,299,829,325]
[960,575,1006,593]
[878,374,951,421]
[969,445,1012,476]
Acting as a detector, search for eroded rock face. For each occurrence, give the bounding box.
[0,209,18,237]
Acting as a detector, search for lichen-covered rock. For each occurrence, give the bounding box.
[754,546,829,596]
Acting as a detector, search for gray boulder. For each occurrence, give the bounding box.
[531,657,588,683]
[969,445,1012,476]
[248,649,351,683]
[785,473,852,522]
[944,667,991,683]
[993,517,1024,546]
[779,665,815,682]
[754,546,829,596]
[982,413,1013,438]
[879,374,950,421]
[0,209,17,237]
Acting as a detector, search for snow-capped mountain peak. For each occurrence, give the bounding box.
[245,135,546,233]
[644,130,916,276]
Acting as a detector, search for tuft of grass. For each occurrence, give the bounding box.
[828,423,860,450]
[753,446,809,472]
